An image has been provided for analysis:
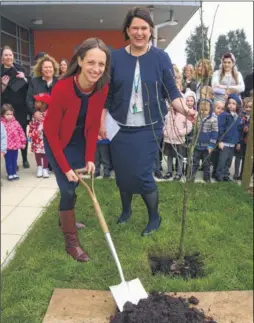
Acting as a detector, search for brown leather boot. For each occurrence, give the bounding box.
[59,210,89,262]
[58,218,86,230]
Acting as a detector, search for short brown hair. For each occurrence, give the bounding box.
[33,54,59,77]
[122,7,154,41]
[63,38,111,92]
[1,103,14,116]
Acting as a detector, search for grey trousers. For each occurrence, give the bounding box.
[164,143,185,176]
[216,146,234,180]
[95,144,112,176]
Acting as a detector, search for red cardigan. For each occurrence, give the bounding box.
[43,76,108,173]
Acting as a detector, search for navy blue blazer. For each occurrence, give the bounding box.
[105,46,181,125]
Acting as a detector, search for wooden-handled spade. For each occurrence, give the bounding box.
[74,168,148,312]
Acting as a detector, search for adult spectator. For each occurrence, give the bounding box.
[182,64,197,94]
[195,58,213,102]
[26,55,59,119]
[1,46,30,168]
[59,59,69,78]
[212,52,245,102]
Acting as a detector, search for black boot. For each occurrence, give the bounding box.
[141,189,161,236]
[117,191,133,224]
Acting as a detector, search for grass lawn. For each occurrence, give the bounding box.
[2,181,253,323]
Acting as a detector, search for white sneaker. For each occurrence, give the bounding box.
[42,168,49,178]
[37,166,43,178]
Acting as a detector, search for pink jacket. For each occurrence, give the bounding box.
[1,117,26,150]
[164,110,193,145]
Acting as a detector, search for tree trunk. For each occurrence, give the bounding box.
[242,107,253,191]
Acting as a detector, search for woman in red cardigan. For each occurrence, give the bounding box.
[43,38,110,262]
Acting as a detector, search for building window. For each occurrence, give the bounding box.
[1,17,17,36]
[1,32,17,52]
[1,16,32,74]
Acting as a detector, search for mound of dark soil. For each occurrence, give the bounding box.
[110,292,216,323]
[149,253,205,279]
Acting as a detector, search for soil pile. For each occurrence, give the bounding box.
[110,293,216,323]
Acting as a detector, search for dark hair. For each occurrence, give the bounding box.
[1,103,14,116]
[122,7,154,41]
[34,52,47,61]
[1,46,14,57]
[225,97,241,115]
[59,58,69,75]
[63,38,111,92]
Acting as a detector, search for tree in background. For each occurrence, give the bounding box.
[185,24,210,66]
[214,29,253,77]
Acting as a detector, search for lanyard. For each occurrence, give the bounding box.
[134,68,140,94]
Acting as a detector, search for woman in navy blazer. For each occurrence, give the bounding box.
[100,7,196,236]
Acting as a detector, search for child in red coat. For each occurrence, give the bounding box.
[1,104,26,181]
[28,93,51,178]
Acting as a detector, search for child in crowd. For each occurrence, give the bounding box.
[200,85,214,101]
[1,122,7,158]
[234,97,253,180]
[1,122,7,185]
[211,101,225,178]
[191,99,218,182]
[28,93,50,178]
[185,90,197,110]
[224,88,240,102]
[215,93,243,182]
[163,104,192,180]
[95,135,112,178]
[1,104,26,181]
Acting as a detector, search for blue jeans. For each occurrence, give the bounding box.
[5,150,18,176]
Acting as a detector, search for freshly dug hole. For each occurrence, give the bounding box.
[110,292,217,323]
[149,252,205,279]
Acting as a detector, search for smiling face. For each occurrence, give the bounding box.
[184,66,192,79]
[59,60,68,74]
[78,47,106,87]
[223,58,233,73]
[41,61,54,79]
[186,96,195,109]
[228,98,237,113]
[2,48,14,67]
[214,101,225,116]
[245,102,252,115]
[127,17,151,51]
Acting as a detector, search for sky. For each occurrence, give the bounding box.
[165,2,253,68]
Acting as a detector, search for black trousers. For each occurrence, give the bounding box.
[20,124,28,162]
[192,149,211,180]
[211,147,220,176]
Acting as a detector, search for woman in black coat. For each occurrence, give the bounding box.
[1,46,30,168]
[26,54,59,118]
